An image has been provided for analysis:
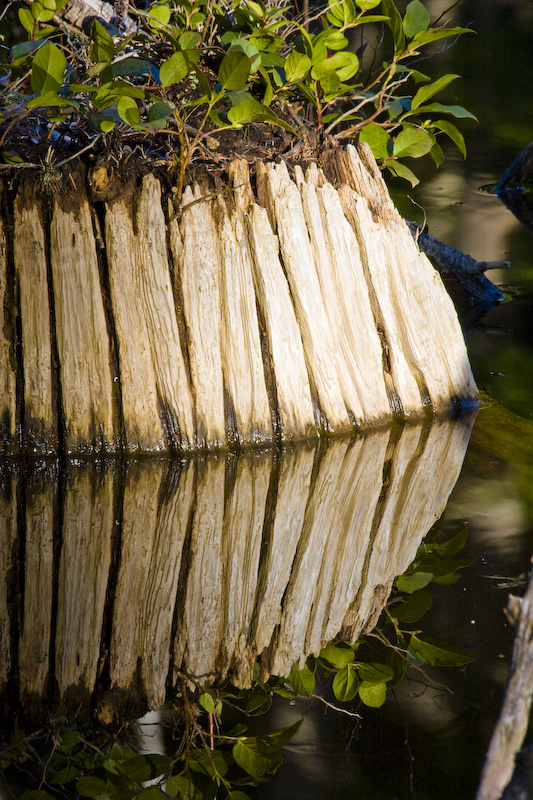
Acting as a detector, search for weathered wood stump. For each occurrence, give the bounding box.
[1,144,478,454]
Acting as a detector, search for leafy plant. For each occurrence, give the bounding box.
[0,0,476,193]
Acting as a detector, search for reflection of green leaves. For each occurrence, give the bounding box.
[408,635,475,667]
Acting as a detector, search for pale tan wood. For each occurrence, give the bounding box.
[221,451,271,687]
[14,184,56,451]
[50,191,115,452]
[55,468,113,697]
[260,162,350,432]
[245,205,316,439]
[301,174,391,425]
[109,461,165,693]
[174,185,226,448]
[254,443,315,672]
[19,477,54,702]
[477,568,533,800]
[219,204,273,446]
[175,457,226,684]
[105,195,166,452]
[0,186,16,450]
[0,478,16,696]
[335,145,478,410]
[135,175,196,450]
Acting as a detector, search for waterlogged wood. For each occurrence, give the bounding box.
[175,457,226,684]
[0,478,16,698]
[260,161,349,432]
[245,205,316,438]
[19,476,55,704]
[135,175,195,450]
[221,452,271,686]
[50,191,115,452]
[105,195,166,452]
[55,469,113,700]
[254,443,315,666]
[0,188,16,451]
[177,186,226,448]
[13,185,56,451]
[219,205,273,445]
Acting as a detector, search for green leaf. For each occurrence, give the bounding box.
[332,665,359,701]
[31,0,57,22]
[385,159,419,186]
[199,692,216,714]
[393,126,435,159]
[322,31,349,50]
[358,662,394,684]
[100,119,115,132]
[284,50,311,83]
[18,7,35,33]
[412,26,473,47]
[430,523,468,555]
[31,41,66,95]
[20,793,55,800]
[137,788,167,799]
[50,765,80,784]
[227,97,295,133]
[359,681,387,707]
[2,151,24,164]
[429,141,445,167]
[356,0,381,8]
[407,102,477,120]
[118,755,173,783]
[395,571,433,594]
[227,792,252,800]
[189,748,228,777]
[392,588,433,622]
[320,642,355,669]
[179,30,201,49]
[117,95,139,126]
[311,51,359,82]
[266,719,303,743]
[411,73,460,110]
[288,662,316,696]
[90,19,114,63]
[359,123,391,159]
[76,776,108,797]
[26,90,73,109]
[160,50,192,86]
[327,0,356,26]
[233,738,283,780]
[408,634,475,667]
[148,3,171,28]
[218,51,252,90]
[403,0,430,38]
[381,0,405,55]
[165,775,203,799]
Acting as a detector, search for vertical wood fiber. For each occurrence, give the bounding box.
[14,184,56,451]
[50,191,115,452]
[0,478,16,697]
[0,186,16,450]
[134,176,195,450]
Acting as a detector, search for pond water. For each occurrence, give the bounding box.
[2,1,533,798]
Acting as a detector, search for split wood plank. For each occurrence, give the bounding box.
[55,468,113,699]
[258,161,350,432]
[104,194,166,452]
[0,478,16,698]
[245,204,316,439]
[13,184,56,451]
[134,175,195,450]
[50,189,115,452]
[0,185,16,451]
[175,186,226,448]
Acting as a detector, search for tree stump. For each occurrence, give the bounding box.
[3,144,478,454]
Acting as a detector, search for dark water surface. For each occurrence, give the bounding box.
[2,1,533,798]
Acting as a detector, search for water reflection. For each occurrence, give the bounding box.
[0,416,475,726]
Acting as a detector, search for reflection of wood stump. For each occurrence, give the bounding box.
[2,144,477,455]
[2,414,475,723]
